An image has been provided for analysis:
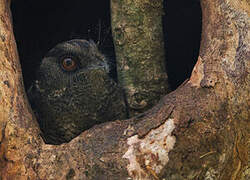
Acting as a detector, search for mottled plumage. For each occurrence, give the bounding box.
[28,39,127,144]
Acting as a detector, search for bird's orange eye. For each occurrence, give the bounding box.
[61,58,77,71]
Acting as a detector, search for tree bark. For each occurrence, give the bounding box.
[0,0,249,179]
[111,0,170,116]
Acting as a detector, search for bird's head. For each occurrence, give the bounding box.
[28,39,126,144]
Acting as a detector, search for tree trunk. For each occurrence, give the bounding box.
[0,0,249,179]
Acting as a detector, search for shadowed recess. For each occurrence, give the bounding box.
[11,0,115,89]
[163,0,202,90]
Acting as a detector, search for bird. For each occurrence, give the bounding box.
[28,39,127,144]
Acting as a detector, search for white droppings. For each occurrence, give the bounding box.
[123,118,176,179]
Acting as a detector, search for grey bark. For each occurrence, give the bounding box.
[111,0,170,116]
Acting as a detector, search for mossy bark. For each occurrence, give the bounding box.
[0,0,249,179]
[111,0,170,116]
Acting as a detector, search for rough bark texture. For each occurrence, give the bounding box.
[111,0,170,116]
[0,0,249,180]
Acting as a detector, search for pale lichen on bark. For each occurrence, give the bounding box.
[123,118,176,179]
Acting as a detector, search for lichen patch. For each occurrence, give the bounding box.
[123,118,176,179]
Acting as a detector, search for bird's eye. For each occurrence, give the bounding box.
[61,57,77,71]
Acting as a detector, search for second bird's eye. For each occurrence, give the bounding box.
[61,57,77,71]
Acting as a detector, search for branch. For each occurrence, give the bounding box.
[111,0,170,116]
